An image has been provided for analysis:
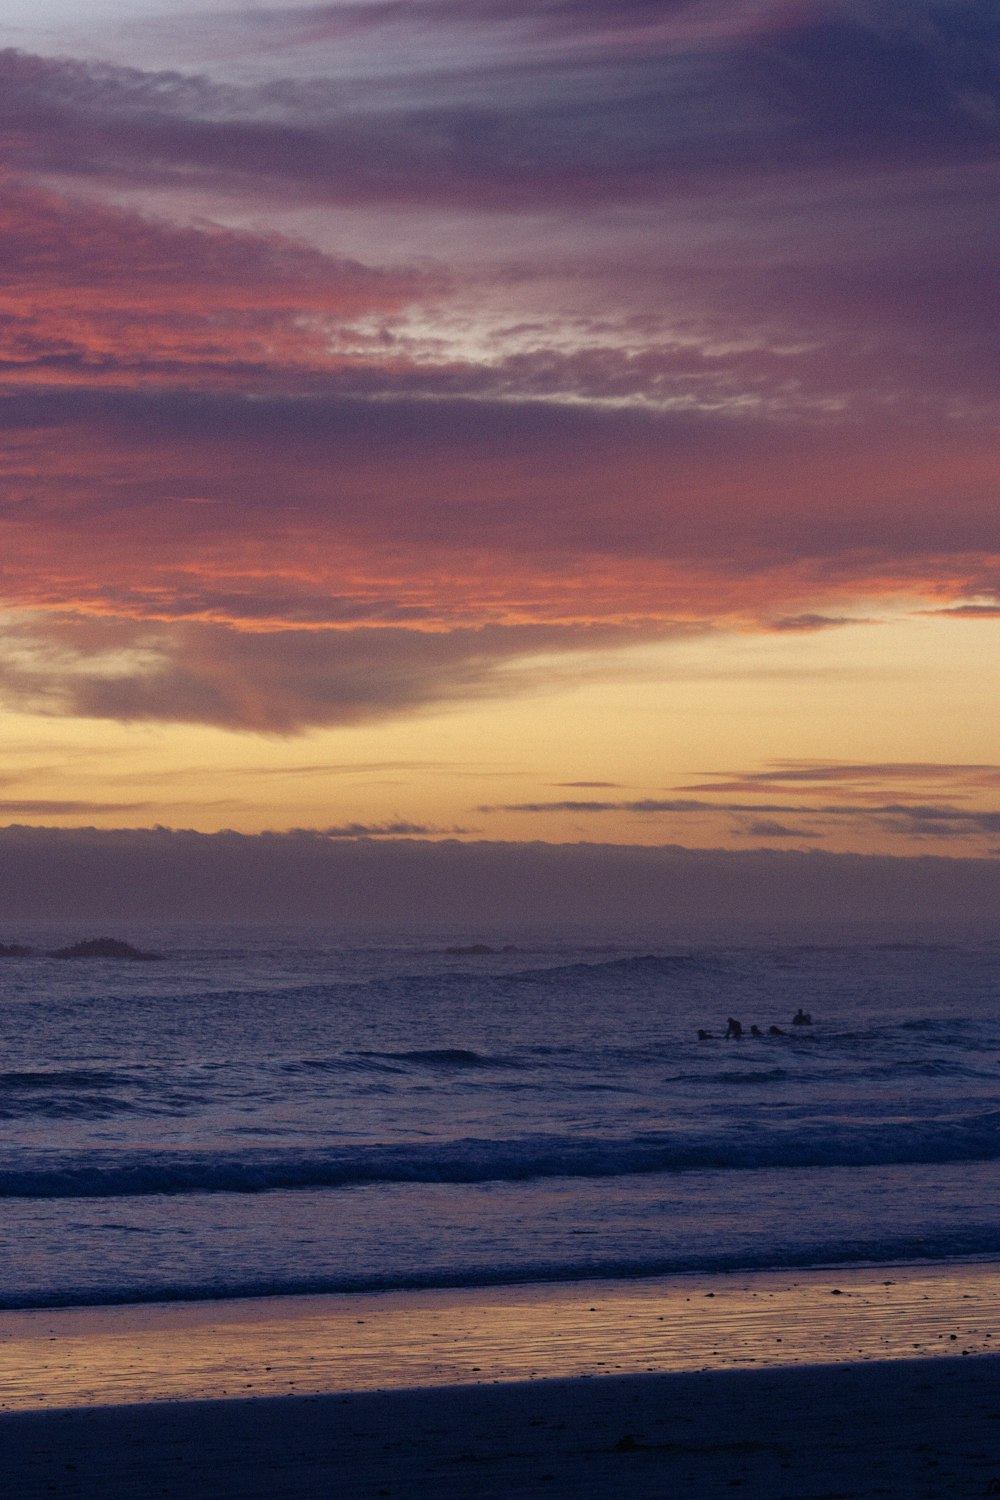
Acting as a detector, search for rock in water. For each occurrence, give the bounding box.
[48,937,161,961]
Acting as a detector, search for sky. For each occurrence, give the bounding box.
[1,0,1000,889]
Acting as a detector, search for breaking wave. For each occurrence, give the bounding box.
[4,1111,999,1199]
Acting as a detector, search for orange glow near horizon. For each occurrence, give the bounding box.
[1,614,999,858]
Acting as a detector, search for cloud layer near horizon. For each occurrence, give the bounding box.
[0,0,998,732]
[2,824,1000,928]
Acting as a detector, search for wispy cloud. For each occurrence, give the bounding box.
[479,767,1000,845]
[0,799,156,815]
[323,820,469,837]
[740,819,821,840]
[6,3,998,204]
[766,615,866,633]
[682,761,1000,794]
[925,603,1000,619]
[552,780,624,789]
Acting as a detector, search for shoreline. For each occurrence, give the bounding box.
[4,1242,998,1314]
[3,1260,997,1497]
[1,1257,996,1412]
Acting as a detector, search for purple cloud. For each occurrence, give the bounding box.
[0,617,646,732]
[2,4,997,207]
[478,794,1000,842]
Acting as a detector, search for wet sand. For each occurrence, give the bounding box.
[1,1261,998,1497]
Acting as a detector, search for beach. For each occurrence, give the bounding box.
[2,1261,998,1497]
[4,1357,1000,1499]
[2,932,998,1495]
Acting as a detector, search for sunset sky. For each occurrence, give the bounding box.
[2,0,999,864]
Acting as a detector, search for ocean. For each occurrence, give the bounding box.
[1,925,998,1309]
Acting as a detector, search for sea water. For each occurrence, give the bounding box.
[0,925,998,1308]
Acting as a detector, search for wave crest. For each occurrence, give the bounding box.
[5,1112,999,1199]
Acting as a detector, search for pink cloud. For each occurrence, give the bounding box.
[0,174,427,388]
[0,3,996,734]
